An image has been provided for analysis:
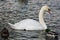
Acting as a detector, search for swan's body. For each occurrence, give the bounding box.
[8,5,51,30]
[9,19,46,30]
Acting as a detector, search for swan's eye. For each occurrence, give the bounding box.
[48,9,51,14]
[48,9,51,11]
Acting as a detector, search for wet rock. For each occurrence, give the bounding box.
[1,27,9,40]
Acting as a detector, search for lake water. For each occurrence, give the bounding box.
[0,0,60,40]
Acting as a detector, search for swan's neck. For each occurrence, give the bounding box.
[39,9,47,29]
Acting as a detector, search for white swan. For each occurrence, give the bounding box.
[8,5,51,30]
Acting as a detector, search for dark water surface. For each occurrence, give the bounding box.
[0,0,60,40]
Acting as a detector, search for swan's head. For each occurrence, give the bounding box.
[41,5,51,13]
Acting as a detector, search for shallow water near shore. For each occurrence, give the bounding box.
[0,0,60,40]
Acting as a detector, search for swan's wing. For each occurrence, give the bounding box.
[14,19,45,30]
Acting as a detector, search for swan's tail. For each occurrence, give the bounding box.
[8,23,14,26]
[8,23,15,29]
